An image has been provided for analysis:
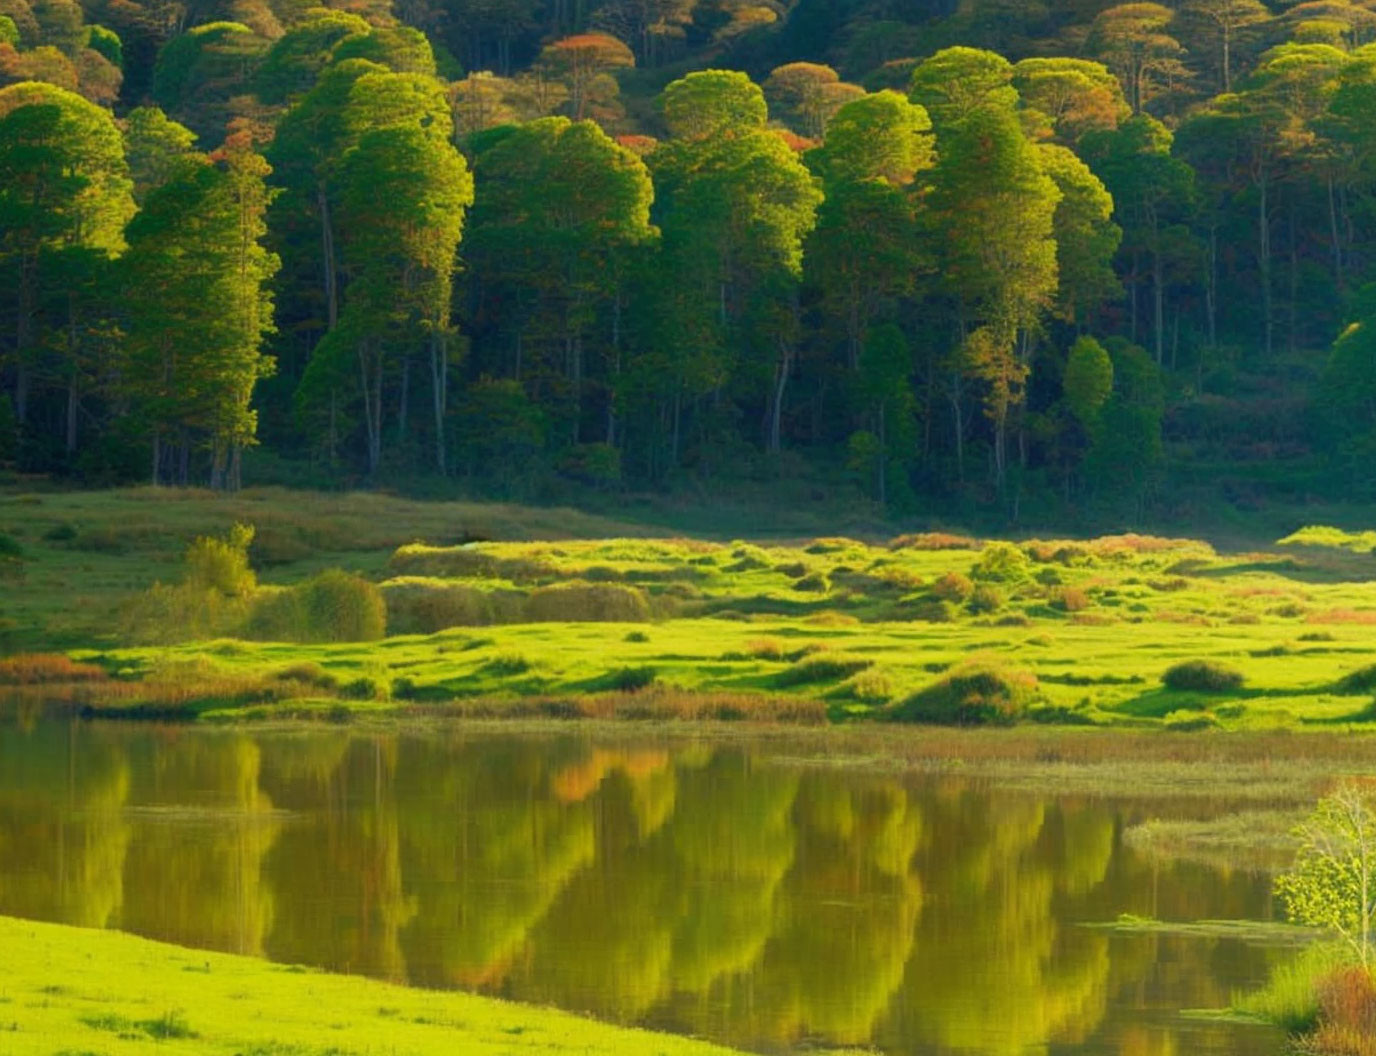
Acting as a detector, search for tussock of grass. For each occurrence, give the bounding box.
[1162,660,1246,693]
[0,653,106,684]
[890,661,1039,726]
[776,653,872,686]
[1235,943,1354,1034]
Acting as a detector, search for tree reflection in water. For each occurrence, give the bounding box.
[0,724,1284,1056]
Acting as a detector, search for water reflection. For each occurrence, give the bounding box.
[0,723,1284,1055]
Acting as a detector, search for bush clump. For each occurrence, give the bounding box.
[890,661,1039,725]
[1053,587,1091,612]
[967,584,1003,614]
[776,653,872,686]
[527,582,650,622]
[248,570,385,643]
[931,571,974,603]
[185,523,257,597]
[382,579,494,634]
[604,665,658,692]
[972,541,1030,583]
[1334,663,1376,695]
[792,572,830,593]
[1161,659,1245,693]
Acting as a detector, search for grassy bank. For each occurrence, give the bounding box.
[9,487,1376,731]
[0,914,757,1055]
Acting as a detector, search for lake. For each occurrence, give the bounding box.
[0,721,1288,1055]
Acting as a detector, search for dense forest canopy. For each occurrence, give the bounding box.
[5,0,1376,520]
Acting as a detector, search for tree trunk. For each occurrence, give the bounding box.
[319,185,338,331]
[1329,173,1345,292]
[430,330,447,474]
[767,340,792,454]
[1259,168,1273,359]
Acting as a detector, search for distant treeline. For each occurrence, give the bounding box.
[5,0,1376,515]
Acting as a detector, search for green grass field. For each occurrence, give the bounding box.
[7,487,1376,731]
[0,914,754,1055]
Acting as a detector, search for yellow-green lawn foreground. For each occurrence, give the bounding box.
[0,915,749,1056]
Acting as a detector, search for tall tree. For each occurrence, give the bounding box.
[304,123,472,474]
[466,116,654,447]
[0,81,132,439]
[122,130,278,487]
[913,49,1062,491]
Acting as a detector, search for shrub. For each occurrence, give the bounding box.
[776,653,872,686]
[300,571,385,642]
[185,523,256,597]
[891,661,1038,725]
[1335,664,1376,695]
[624,630,649,643]
[774,561,808,578]
[972,541,1029,583]
[248,571,385,643]
[0,531,21,559]
[485,653,530,676]
[527,582,650,622]
[382,579,493,635]
[273,662,337,689]
[1053,587,1091,612]
[745,638,785,660]
[604,665,658,692]
[0,653,106,684]
[793,572,830,593]
[42,522,78,542]
[889,532,977,551]
[911,599,955,622]
[931,571,973,603]
[843,669,893,705]
[1162,659,1245,693]
[967,584,1003,614]
[1312,966,1376,1055]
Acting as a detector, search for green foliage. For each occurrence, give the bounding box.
[1162,659,1245,692]
[526,583,650,623]
[931,571,974,602]
[1277,785,1376,968]
[968,584,1003,613]
[776,653,872,686]
[86,24,122,68]
[891,660,1039,725]
[1063,336,1114,426]
[184,523,256,597]
[972,541,1029,583]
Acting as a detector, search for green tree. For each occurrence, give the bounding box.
[1087,3,1191,115]
[122,105,196,202]
[1276,784,1376,969]
[0,82,132,437]
[914,49,1061,491]
[650,71,820,457]
[122,129,278,487]
[307,123,472,474]
[466,117,654,448]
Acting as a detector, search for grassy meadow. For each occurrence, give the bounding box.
[0,914,759,1056]
[6,488,1376,730]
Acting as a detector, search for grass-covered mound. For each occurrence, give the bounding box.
[889,661,1040,726]
[0,915,748,1056]
[1162,660,1246,693]
[12,487,1376,731]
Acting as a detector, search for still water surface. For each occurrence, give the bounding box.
[0,722,1289,1055]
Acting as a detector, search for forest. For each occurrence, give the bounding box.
[5,0,1376,519]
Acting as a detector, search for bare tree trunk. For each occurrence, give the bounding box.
[430,331,447,474]
[767,340,792,454]
[319,186,338,331]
